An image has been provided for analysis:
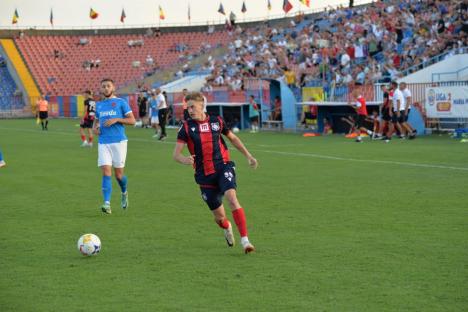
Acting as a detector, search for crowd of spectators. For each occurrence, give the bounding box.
[201,0,467,91]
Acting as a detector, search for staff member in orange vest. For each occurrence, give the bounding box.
[37,95,49,131]
[348,90,374,142]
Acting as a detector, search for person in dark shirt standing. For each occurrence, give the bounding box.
[173,92,258,254]
[80,90,96,147]
[137,92,149,128]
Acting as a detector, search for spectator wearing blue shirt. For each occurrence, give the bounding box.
[93,78,136,214]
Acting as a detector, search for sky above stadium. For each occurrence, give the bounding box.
[0,0,371,29]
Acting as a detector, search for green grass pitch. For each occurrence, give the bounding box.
[0,119,467,311]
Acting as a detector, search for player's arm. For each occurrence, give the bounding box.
[92,116,100,135]
[173,142,194,165]
[104,112,136,126]
[396,99,401,116]
[225,132,258,169]
[405,96,411,114]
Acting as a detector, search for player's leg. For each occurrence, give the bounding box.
[100,165,113,214]
[98,144,113,213]
[219,163,255,253]
[39,112,45,130]
[201,187,235,247]
[79,125,88,146]
[112,141,128,209]
[405,109,417,134]
[86,127,94,146]
[224,189,255,253]
[158,109,167,140]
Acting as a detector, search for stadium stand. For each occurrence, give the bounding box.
[0,60,19,110]
[14,31,229,96]
[202,0,467,98]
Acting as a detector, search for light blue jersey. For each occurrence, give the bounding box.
[149,98,158,117]
[249,101,260,118]
[96,97,132,144]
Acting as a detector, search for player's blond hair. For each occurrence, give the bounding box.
[185,92,204,102]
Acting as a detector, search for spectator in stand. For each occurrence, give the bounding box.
[272,96,282,122]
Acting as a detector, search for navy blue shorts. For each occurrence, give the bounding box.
[195,162,237,210]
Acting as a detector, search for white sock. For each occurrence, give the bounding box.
[241,236,250,245]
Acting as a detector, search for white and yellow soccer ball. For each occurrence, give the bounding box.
[77,234,101,256]
[232,127,240,133]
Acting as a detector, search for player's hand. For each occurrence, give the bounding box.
[396,111,400,117]
[93,127,100,135]
[182,155,195,166]
[248,156,258,169]
[104,118,119,127]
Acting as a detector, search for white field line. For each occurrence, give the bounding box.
[1,126,467,172]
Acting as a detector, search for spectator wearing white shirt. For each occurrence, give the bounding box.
[385,81,406,141]
[400,82,417,138]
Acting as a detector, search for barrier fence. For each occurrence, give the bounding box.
[2,81,467,133]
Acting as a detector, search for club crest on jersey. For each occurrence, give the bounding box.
[200,123,210,132]
[224,171,233,181]
[112,102,116,107]
[191,127,196,132]
[211,122,220,131]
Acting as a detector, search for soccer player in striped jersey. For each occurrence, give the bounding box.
[79,90,96,147]
[173,92,258,254]
[93,79,136,214]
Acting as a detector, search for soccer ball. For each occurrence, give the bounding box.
[232,127,240,133]
[77,234,101,256]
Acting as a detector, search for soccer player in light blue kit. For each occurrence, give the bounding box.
[93,78,136,214]
[0,149,6,168]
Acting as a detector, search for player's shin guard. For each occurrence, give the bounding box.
[102,175,112,203]
[232,208,248,237]
[116,176,128,193]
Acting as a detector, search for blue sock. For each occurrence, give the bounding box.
[102,176,112,203]
[117,176,128,193]
[0,151,3,161]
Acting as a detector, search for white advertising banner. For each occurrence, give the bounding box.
[425,86,468,118]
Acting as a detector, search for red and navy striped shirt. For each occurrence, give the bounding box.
[177,115,231,176]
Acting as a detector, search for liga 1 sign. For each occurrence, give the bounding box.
[425,86,468,118]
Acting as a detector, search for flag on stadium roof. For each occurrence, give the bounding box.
[267,0,272,11]
[241,1,247,13]
[159,5,165,20]
[188,5,191,21]
[12,9,19,24]
[50,9,54,26]
[300,0,311,7]
[283,0,293,13]
[120,9,126,23]
[89,8,99,19]
[218,3,226,15]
